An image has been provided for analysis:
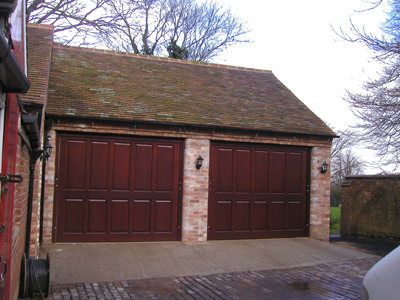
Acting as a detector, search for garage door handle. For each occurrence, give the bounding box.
[0,174,23,183]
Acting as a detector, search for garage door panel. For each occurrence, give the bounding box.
[287,202,303,230]
[64,199,84,233]
[270,151,286,193]
[55,134,182,242]
[88,142,110,190]
[87,199,107,233]
[133,200,151,233]
[216,149,233,192]
[234,201,251,231]
[235,150,251,192]
[110,199,129,233]
[254,151,269,193]
[65,140,86,190]
[268,202,285,230]
[112,143,132,191]
[215,201,232,231]
[154,200,173,233]
[209,143,309,240]
[155,145,175,191]
[252,201,268,230]
[287,152,304,194]
[134,144,153,191]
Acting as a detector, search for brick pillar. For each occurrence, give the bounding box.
[42,129,56,245]
[181,138,210,243]
[29,159,42,256]
[309,146,331,241]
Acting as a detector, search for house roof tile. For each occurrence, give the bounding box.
[28,24,335,137]
[21,23,54,105]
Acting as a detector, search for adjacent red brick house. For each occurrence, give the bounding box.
[25,23,335,255]
[0,1,44,299]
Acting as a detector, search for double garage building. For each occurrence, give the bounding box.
[24,24,335,250]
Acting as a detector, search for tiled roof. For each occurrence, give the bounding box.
[28,24,335,137]
[21,24,54,105]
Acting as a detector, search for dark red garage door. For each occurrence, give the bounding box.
[54,134,182,242]
[208,142,309,240]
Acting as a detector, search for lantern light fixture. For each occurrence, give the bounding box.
[321,161,328,174]
[196,155,204,170]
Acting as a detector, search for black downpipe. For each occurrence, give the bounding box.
[20,149,51,298]
[39,155,46,244]
[25,150,42,258]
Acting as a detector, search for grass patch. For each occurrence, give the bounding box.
[330,207,341,234]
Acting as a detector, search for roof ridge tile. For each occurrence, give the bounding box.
[51,43,273,74]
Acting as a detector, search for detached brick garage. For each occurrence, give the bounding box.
[26,24,335,249]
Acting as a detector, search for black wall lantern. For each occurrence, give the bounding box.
[41,138,53,160]
[196,155,204,169]
[321,161,328,174]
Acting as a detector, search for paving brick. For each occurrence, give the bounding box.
[46,257,379,300]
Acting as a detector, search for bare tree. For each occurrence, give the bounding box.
[331,148,364,184]
[28,0,250,62]
[330,128,364,206]
[338,0,399,61]
[337,0,400,167]
[330,129,364,185]
[166,0,249,61]
[346,67,400,167]
[27,0,112,46]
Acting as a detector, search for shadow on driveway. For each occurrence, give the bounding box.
[330,234,400,257]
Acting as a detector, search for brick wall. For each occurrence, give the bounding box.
[28,160,42,257]
[41,120,332,244]
[42,132,55,245]
[10,136,30,300]
[341,175,400,240]
[182,139,210,243]
[309,146,331,241]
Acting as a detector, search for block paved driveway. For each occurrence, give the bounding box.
[48,257,378,300]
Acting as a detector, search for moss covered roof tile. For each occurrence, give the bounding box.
[27,24,335,137]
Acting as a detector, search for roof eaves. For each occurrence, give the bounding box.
[46,113,338,139]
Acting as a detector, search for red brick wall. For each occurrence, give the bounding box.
[341,175,400,239]
[182,139,210,243]
[41,120,332,244]
[10,126,47,300]
[10,135,30,300]
[28,160,42,256]
[309,146,331,241]
[42,137,55,245]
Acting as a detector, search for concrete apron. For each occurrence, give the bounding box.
[41,237,377,285]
